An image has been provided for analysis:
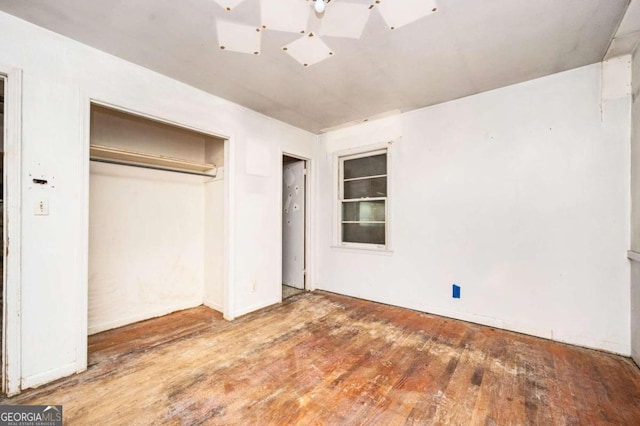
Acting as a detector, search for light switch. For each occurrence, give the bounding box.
[34,199,49,216]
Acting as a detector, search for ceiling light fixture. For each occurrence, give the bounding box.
[216,0,438,67]
[314,0,327,14]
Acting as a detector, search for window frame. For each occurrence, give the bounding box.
[335,144,392,252]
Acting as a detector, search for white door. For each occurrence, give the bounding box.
[282,160,305,289]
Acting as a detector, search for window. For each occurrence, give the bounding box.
[339,149,388,248]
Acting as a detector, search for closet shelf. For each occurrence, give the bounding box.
[90,145,215,172]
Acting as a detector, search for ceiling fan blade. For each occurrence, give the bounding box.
[212,0,248,12]
[375,0,438,30]
[261,0,311,33]
[283,34,335,67]
[216,20,262,55]
[318,2,372,39]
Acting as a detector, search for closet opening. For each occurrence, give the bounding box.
[88,103,225,357]
[282,154,308,300]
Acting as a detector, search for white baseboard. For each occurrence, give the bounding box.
[319,288,630,356]
[633,348,640,368]
[234,298,281,318]
[88,301,202,335]
[551,330,630,356]
[421,305,629,355]
[203,299,223,313]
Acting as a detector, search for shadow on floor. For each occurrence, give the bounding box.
[283,284,304,299]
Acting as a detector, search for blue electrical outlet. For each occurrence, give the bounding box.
[452,284,461,299]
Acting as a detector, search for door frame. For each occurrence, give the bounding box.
[0,65,23,396]
[280,152,312,300]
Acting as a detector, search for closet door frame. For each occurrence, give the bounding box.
[78,96,234,373]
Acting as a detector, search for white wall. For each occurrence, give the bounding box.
[89,164,206,334]
[631,42,640,367]
[0,11,315,390]
[316,62,632,354]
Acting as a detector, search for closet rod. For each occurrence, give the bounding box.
[90,157,217,178]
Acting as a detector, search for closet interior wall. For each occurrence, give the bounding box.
[88,105,224,335]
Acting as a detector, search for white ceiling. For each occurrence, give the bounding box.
[0,0,631,133]
[605,0,640,59]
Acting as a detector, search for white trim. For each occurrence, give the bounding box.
[223,137,235,320]
[331,141,393,158]
[76,90,90,375]
[306,155,315,291]
[1,66,22,396]
[233,297,280,318]
[628,250,640,262]
[203,299,223,313]
[77,95,92,376]
[330,246,394,256]
[280,151,314,297]
[278,158,284,298]
[89,100,228,140]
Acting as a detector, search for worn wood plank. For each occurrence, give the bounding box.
[2,292,640,425]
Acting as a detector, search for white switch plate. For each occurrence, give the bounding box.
[34,199,49,216]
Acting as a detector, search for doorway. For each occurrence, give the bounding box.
[282,155,307,300]
[0,67,22,397]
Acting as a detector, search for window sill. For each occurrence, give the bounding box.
[330,245,394,256]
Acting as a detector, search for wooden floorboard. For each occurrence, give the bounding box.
[2,291,640,425]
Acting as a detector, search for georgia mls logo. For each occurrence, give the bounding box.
[0,404,63,426]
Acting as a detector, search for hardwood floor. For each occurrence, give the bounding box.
[3,291,640,425]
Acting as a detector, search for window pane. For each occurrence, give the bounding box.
[344,177,387,199]
[342,223,385,245]
[342,201,385,222]
[344,154,386,179]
